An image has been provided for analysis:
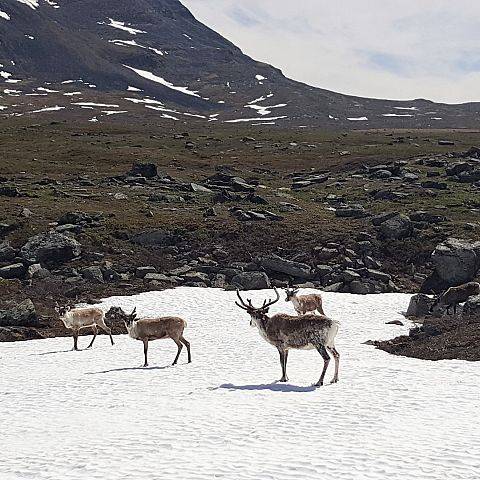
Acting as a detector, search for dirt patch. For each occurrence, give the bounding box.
[374,315,480,361]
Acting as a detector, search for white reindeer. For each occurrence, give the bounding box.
[284,287,325,316]
[56,304,114,350]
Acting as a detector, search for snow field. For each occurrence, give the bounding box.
[0,288,479,480]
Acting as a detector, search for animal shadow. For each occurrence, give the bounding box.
[218,382,317,393]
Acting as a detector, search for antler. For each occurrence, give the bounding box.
[235,290,250,310]
[262,287,280,310]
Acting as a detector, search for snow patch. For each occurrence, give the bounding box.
[124,65,200,97]
[100,18,146,35]
[347,117,368,121]
[0,11,10,20]
[382,113,414,117]
[0,288,478,480]
[245,103,287,116]
[29,105,65,113]
[109,39,164,56]
[72,102,119,108]
[393,106,418,111]
[225,116,287,123]
[255,74,266,81]
[127,86,142,92]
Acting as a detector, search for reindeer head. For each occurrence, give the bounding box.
[235,288,280,325]
[284,287,299,302]
[55,302,71,318]
[106,306,137,329]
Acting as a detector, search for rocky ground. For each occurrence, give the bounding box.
[1,118,480,358]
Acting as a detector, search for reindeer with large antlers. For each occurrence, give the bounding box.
[235,288,340,387]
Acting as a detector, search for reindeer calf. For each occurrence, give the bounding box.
[56,305,114,350]
[430,282,480,315]
[285,288,325,316]
[106,307,191,367]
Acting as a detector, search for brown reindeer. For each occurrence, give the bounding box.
[55,304,114,350]
[430,282,480,315]
[105,307,191,367]
[236,288,340,387]
[284,288,325,316]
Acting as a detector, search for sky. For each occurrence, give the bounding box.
[182,0,480,104]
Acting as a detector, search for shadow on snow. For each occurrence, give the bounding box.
[218,382,318,393]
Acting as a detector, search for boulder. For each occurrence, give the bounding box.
[0,299,39,327]
[131,230,180,247]
[463,295,480,317]
[406,294,435,317]
[231,271,271,290]
[128,162,157,178]
[0,263,26,279]
[58,211,102,226]
[0,242,17,262]
[259,254,312,279]
[378,214,413,240]
[335,205,369,218]
[421,181,448,190]
[135,266,157,278]
[80,266,104,283]
[409,211,447,224]
[431,238,480,287]
[457,169,480,183]
[446,162,473,176]
[21,232,81,266]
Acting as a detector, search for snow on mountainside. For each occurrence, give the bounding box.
[1,0,480,127]
[0,287,479,479]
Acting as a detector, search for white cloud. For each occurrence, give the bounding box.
[182,0,480,103]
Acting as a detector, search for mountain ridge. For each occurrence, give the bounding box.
[1,0,479,128]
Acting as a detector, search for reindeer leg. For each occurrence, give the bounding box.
[87,325,98,349]
[73,330,79,351]
[327,347,340,384]
[180,336,191,363]
[98,319,114,345]
[143,339,149,367]
[277,348,288,382]
[315,344,330,387]
[172,339,183,365]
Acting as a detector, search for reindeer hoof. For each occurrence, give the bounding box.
[279,377,288,383]
[315,381,324,387]
[330,378,339,384]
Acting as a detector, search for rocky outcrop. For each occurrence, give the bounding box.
[258,254,312,279]
[231,272,271,290]
[406,294,435,317]
[21,232,81,266]
[0,299,39,327]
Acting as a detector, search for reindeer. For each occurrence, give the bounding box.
[55,304,114,351]
[284,287,325,316]
[235,288,340,387]
[105,307,191,367]
[430,282,480,315]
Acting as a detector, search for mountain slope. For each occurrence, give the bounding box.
[1,0,480,127]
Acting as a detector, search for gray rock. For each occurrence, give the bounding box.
[183,272,210,284]
[131,230,180,247]
[190,183,213,193]
[27,264,50,279]
[80,266,104,283]
[367,269,391,283]
[342,269,361,282]
[431,237,480,287]
[372,211,399,226]
[335,205,369,218]
[349,280,373,295]
[406,294,435,317]
[0,263,26,279]
[0,299,39,327]
[128,162,157,178]
[259,254,312,279]
[212,273,227,289]
[144,273,171,282]
[457,169,480,183]
[446,162,473,176]
[0,242,17,262]
[378,214,413,240]
[463,295,480,317]
[231,271,271,290]
[409,211,447,223]
[135,266,157,278]
[421,181,448,190]
[21,232,81,266]
[323,282,343,292]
